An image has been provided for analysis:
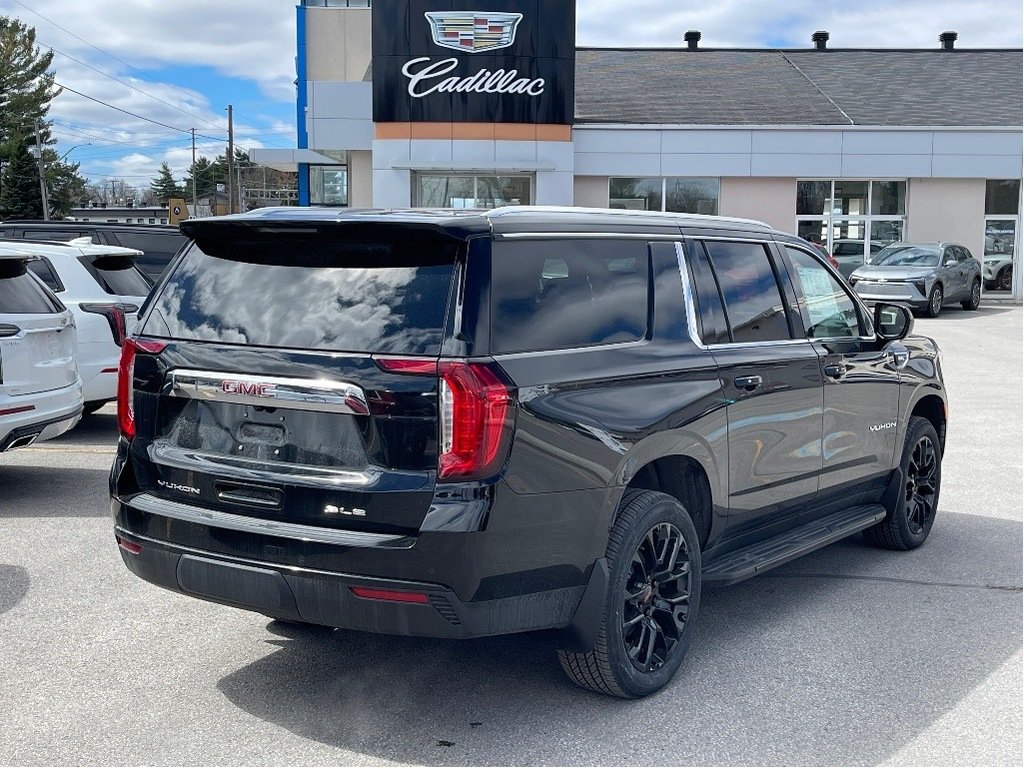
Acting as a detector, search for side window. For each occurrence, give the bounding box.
[784,246,862,339]
[490,239,649,354]
[0,260,62,314]
[701,240,791,343]
[956,246,974,263]
[26,258,63,292]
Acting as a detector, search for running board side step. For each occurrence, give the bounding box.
[703,504,887,586]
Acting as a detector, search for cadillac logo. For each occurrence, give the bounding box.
[425,11,523,53]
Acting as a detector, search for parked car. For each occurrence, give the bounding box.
[983,255,1013,292]
[0,240,150,414]
[832,239,885,280]
[111,207,947,698]
[0,250,82,451]
[849,242,982,317]
[0,220,187,282]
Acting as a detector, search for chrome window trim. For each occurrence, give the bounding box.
[495,232,684,241]
[165,369,369,415]
[128,493,411,548]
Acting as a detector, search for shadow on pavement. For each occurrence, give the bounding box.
[0,464,110,517]
[0,564,30,615]
[215,511,1022,766]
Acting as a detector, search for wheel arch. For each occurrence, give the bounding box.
[909,393,946,453]
[620,455,715,551]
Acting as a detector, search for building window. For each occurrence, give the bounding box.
[609,177,719,214]
[309,165,348,206]
[302,1,370,7]
[983,180,1021,294]
[416,174,531,208]
[796,179,907,276]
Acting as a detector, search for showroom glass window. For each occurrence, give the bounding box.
[796,179,906,266]
[309,166,348,206]
[609,178,719,214]
[417,175,531,208]
[983,179,1021,294]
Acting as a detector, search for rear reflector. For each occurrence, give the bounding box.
[0,404,35,417]
[373,357,439,375]
[116,535,142,555]
[350,587,430,604]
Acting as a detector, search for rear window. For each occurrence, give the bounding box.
[83,256,154,296]
[490,239,649,354]
[141,236,458,355]
[0,260,63,314]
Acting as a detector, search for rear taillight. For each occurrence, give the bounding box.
[374,357,516,482]
[117,337,167,440]
[80,302,138,346]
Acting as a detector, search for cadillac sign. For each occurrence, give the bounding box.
[371,1,575,124]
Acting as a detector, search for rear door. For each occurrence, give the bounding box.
[686,237,824,535]
[0,259,76,396]
[131,228,462,535]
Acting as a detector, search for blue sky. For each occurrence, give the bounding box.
[0,0,1020,192]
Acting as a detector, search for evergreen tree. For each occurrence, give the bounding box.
[0,17,60,160]
[150,162,183,203]
[47,158,88,216]
[0,139,43,219]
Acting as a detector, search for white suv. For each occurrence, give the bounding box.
[0,250,82,451]
[0,239,151,413]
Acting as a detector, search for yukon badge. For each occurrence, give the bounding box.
[870,421,897,432]
[324,504,366,517]
[157,479,200,495]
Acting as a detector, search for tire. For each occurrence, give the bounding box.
[557,489,702,698]
[864,416,941,551]
[997,266,1012,292]
[926,285,943,318]
[961,279,981,310]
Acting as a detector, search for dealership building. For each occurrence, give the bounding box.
[252,1,1023,298]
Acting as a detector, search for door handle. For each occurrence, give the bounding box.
[823,363,846,379]
[733,375,762,391]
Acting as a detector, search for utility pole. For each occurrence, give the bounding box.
[226,105,235,215]
[33,120,50,220]
[191,128,197,215]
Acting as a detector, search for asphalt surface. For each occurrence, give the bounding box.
[1,303,1021,766]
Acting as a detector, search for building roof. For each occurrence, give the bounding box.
[574,48,1023,127]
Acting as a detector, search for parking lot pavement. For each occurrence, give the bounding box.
[1,305,1021,767]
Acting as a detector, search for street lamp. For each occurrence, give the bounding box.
[58,143,91,163]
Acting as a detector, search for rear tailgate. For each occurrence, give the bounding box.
[0,259,77,396]
[129,224,463,535]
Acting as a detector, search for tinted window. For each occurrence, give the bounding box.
[85,256,153,296]
[27,258,63,292]
[701,241,790,343]
[491,240,648,354]
[111,230,185,258]
[143,238,457,355]
[0,260,62,314]
[955,246,974,263]
[19,229,93,242]
[785,247,861,339]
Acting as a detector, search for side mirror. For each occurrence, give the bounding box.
[875,302,914,341]
[944,259,957,267]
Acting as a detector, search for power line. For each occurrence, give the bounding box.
[44,44,224,132]
[54,81,225,141]
[8,0,214,107]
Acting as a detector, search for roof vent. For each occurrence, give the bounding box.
[684,30,701,50]
[812,31,829,50]
[939,31,957,49]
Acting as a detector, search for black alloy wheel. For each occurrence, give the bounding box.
[998,266,1012,291]
[621,522,692,673]
[962,279,981,310]
[926,285,943,318]
[864,416,942,550]
[558,489,702,698]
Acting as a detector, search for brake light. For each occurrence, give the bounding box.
[373,357,516,481]
[80,302,138,347]
[117,337,167,440]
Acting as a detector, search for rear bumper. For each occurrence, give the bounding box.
[113,523,587,639]
[0,381,83,451]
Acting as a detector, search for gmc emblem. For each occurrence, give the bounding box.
[221,380,274,397]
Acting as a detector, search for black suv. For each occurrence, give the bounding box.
[110,207,946,698]
[0,220,187,282]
